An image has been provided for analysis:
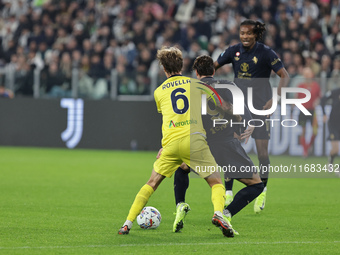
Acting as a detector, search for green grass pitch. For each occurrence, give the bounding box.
[0,147,339,254]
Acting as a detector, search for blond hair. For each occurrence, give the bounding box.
[156,46,183,75]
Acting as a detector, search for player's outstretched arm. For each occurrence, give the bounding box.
[213,61,221,71]
[263,67,289,114]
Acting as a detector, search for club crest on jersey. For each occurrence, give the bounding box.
[252,56,258,64]
[234,52,240,61]
[240,62,249,72]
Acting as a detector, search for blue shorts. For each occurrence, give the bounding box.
[250,115,271,140]
[208,138,256,179]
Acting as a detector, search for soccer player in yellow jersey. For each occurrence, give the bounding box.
[118,46,235,237]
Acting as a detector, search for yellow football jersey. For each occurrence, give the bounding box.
[154,75,211,147]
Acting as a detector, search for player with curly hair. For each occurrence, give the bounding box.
[214,20,290,213]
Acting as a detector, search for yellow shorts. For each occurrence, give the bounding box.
[153,134,218,178]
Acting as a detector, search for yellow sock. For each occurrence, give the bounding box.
[211,184,226,212]
[127,184,154,222]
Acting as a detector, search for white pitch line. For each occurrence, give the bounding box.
[0,241,339,250]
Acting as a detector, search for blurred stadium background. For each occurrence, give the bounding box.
[1,1,339,253]
[0,0,339,153]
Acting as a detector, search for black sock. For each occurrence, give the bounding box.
[174,167,189,205]
[259,158,270,188]
[261,178,268,188]
[226,182,264,217]
[225,178,234,191]
[330,155,336,164]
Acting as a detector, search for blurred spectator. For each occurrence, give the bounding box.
[195,0,206,11]
[71,49,82,68]
[65,37,78,54]
[293,53,304,67]
[43,26,57,48]
[2,39,17,63]
[259,0,275,17]
[215,10,237,35]
[42,61,68,98]
[211,40,226,62]
[37,41,48,64]
[77,54,92,98]
[319,12,332,39]
[82,39,93,56]
[0,0,339,99]
[73,23,88,49]
[192,9,212,41]
[276,5,289,33]
[119,39,137,70]
[137,48,152,74]
[175,0,195,24]
[88,54,108,99]
[319,54,332,95]
[300,0,319,23]
[117,62,137,95]
[302,50,321,76]
[328,57,340,91]
[1,15,18,51]
[297,67,321,157]
[103,52,115,92]
[15,63,34,97]
[0,84,14,98]
[282,51,294,67]
[239,0,261,19]
[132,21,146,51]
[287,63,305,91]
[55,27,69,46]
[27,50,44,71]
[91,26,111,49]
[14,54,28,91]
[179,25,196,51]
[284,0,303,19]
[59,52,72,88]
[325,23,340,54]
[204,0,219,22]
[92,41,105,59]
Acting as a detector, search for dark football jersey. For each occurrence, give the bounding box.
[200,77,252,143]
[217,42,284,110]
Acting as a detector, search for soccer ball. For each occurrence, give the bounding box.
[136,206,162,229]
